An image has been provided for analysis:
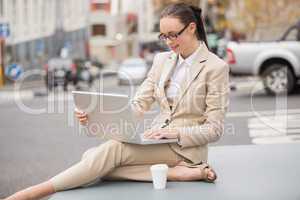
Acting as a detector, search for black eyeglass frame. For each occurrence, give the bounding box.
[158,23,190,41]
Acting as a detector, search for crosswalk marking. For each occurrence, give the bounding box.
[247,111,300,144]
[231,81,264,91]
[248,114,300,130]
[0,90,34,104]
[252,134,300,144]
[227,109,300,118]
[249,129,300,138]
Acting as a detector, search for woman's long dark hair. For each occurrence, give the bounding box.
[160,3,209,49]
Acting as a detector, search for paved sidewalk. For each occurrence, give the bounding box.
[0,65,119,104]
[0,80,46,103]
[0,75,264,104]
[0,79,44,90]
[50,143,300,200]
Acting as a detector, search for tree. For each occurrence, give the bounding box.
[229,0,300,40]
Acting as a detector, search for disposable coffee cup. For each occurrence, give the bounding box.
[150,164,169,189]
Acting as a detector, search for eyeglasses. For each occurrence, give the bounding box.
[158,23,189,41]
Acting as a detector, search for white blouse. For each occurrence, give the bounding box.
[165,45,201,104]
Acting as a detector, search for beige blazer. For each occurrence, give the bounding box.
[132,42,230,165]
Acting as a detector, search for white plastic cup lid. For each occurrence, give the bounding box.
[150,164,168,171]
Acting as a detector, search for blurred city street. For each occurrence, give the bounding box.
[1,75,300,197]
[0,0,300,199]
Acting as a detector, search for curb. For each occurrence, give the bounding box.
[229,81,264,92]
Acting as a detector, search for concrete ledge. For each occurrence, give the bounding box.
[50,143,300,200]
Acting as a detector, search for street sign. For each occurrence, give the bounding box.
[5,63,24,81]
[0,23,10,38]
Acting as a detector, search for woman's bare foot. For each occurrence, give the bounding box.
[168,165,217,182]
[5,181,55,200]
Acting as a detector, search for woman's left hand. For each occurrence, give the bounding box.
[144,128,179,140]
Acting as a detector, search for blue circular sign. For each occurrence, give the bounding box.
[5,63,24,81]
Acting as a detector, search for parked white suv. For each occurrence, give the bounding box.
[117,58,149,85]
[226,20,300,95]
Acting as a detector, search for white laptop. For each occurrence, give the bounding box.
[72,91,178,145]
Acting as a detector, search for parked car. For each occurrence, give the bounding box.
[140,41,169,66]
[226,20,300,95]
[117,58,148,85]
[44,57,77,91]
[73,58,103,89]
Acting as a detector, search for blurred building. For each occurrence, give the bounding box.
[88,0,226,64]
[88,0,157,65]
[0,0,89,72]
[88,0,128,65]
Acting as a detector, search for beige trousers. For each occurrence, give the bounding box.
[50,140,207,192]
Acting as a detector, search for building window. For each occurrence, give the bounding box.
[91,24,106,36]
[90,1,110,12]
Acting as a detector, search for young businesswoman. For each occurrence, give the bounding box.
[6,3,229,200]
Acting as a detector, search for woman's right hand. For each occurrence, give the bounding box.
[130,101,144,119]
[75,108,88,125]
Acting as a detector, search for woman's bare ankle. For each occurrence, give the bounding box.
[167,165,209,181]
[167,167,180,181]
